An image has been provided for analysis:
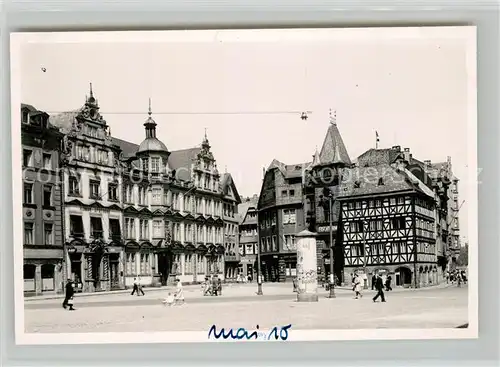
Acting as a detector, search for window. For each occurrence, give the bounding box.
[43,185,52,207]
[141,158,148,171]
[70,215,84,237]
[44,223,54,245]
[42,153,52,170]
[272,236,277,251]
[125,218,136,239]
[96,150,108,165]
[245,244,254,255]
[126,253,136,275]
[22,110,29,123]
[89,180,100,199]
[378,177,384,185]
[283,209,296,224]
[24,222,34,244]
[260,238,265,253]
[281,190,288,197]
[151,157,160,172]
[23,183,33,204]
[391,217,406,230]
[184,254,193,274]
[289,189,295,196]
[397,197,405,204]
[152,188,162,205]
[69,176,80,195]
[23,150,32,167]
[108,183,118,201]
[153,220,163,238]
[109,219,121,239]
[390,198,396,205]
[90,217,103,238]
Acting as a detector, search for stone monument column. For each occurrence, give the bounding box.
[296,230,319,302]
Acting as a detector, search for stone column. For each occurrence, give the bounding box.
[296,230,318,302]
[118,250,125,289]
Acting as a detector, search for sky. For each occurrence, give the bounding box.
[18,27,475,240]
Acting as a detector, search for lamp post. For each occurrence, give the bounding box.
[327,194,336,298]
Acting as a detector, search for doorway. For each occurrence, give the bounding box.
[109,254,120,290]
[158,252,171,286]
[395,267,412,287]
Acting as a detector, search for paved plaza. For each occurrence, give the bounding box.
[24,283,468,333]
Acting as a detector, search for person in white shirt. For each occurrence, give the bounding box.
[174,279,185,304]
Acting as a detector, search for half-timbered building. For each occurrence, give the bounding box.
[238,195,259,279]
[22,103,65,295]
[338,158,442,288]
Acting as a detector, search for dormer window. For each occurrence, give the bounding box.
[378,177,384,186]
[151,157,160,172]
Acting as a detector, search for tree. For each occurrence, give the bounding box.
[456,244,469,267]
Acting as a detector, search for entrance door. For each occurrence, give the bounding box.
[109,254,120,290]
[158,253,170,286]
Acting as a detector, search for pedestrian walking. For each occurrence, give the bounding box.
[385,275,393,291]
[372,274,386,303]
[353,273,363,299]
[371,274,377,290]
[131,277,139,296]
[62,279,76,310]
[217,277,222,296]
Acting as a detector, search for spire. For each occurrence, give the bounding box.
[202,128,210,149]
[319,109,351,167]
[144,98,157,139]
[86,82,97,106]
[329,108,337,126]
[312,146,321,166]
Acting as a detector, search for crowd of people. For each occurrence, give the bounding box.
[446,269,467,287]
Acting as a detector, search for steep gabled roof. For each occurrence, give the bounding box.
[337,164,423,199]
[237,196,259,225]
[168,147,201,182]
[221,173,242,204]
[319,123,352,166]
[357,148,404,167]
[48,110,79,134]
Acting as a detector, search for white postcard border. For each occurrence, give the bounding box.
[10,26,478,345]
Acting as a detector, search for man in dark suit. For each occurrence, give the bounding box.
[372,274,386,303]
[62,279,75,310]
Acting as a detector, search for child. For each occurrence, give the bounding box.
[162,292,174,307]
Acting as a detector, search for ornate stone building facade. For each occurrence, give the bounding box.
[49,86,241,291]
[22,104,65,295]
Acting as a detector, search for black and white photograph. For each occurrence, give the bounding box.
[10,27,477,344]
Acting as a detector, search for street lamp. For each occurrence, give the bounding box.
[320,188,335,298]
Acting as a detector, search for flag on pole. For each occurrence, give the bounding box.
[375,131,380,149]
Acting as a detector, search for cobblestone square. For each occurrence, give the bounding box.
[24,284,468,334]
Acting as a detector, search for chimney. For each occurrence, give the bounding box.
[403,147,411,162]
[391,145,401,152]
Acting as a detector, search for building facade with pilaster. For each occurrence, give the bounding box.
[22,104,65,295]
[49,85,242,291]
